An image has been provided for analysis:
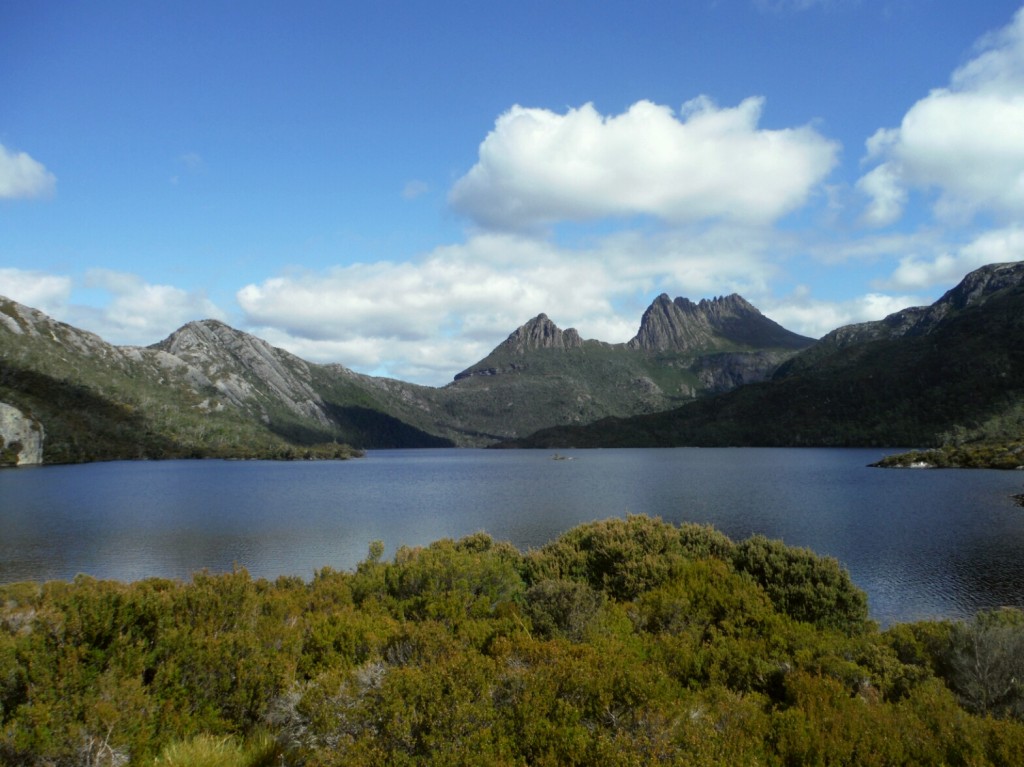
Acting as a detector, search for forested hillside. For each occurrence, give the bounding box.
[2,516,1023,766]
[504,262,1024,450]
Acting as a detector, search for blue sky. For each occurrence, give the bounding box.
[3,1,1024,385]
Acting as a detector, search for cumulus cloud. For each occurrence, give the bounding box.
[449,98,839,230]
[0,268,226,346]
[877,225,1024,291]
[0,143,56,199]
[764,288,925,340]
[858,7,1024,225]
[71,270,226,346]
[237,227,783,385]
[855,163,907,227]
[0,268,72,312]
[238,235,612,381]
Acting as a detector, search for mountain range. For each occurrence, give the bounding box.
[3,261,1021,464]
[0,289,812,464]
[502,261,1024,449]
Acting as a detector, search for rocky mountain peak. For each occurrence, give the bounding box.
[698,293,758,318]
[629,292,812,353]
[152,319,249,357]
[629,295,712,352]
[150,319,328,423]
[937,261,1024,310]
[452,313,584,381]
[499,314,584,354]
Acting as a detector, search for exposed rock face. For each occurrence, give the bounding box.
[0,402,44,466]
[498,314,584,353]
[693,351,795,393]
[151,320,333,426]
[628,293,812,352]
[453,314,583,380]
[628,295,714,352]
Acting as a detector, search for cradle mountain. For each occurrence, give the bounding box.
[0,289,811,464]
[503,261,1024,450]
[3,261,1022,464]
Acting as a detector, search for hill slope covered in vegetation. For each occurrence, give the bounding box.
[503,262,1024,450]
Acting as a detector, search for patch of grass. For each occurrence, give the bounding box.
[151,731,277,767]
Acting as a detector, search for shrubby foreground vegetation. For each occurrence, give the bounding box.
[2,516,1024,765]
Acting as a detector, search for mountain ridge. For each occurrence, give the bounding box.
[0,284,854,462]
[628,293,811,352]
[500,261,1024,449]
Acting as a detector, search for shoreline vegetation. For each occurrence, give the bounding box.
[0,442,363,469]
[872,440,1024,470]
[3,516,1024,766]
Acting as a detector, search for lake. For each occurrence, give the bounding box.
[2,448,1023,626]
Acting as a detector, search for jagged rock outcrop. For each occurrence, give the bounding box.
[454,314,583,380]
[628,295,715,352]
[628,293,812,352]
[0,402,44,466]
[498,314,584,354]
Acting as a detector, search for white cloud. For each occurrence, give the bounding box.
[449,98,839,230]
[858,7,1024,225]
[764,289,924,340]
[877,225,1024,291]
[855,163,907,227]
[237,234,612,382]
[71,270,226,346]
[237,226,785,385]
[0,268,72,312]
[0,143,56,199]
[0,268,226,346]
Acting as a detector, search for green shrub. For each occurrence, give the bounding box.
[732,534,870,633]
[524,579,605,640]
[3,517,1024,765]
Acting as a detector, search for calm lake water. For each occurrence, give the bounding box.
[2,448,1023,626]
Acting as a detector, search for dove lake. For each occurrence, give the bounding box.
[2,447,1024,626]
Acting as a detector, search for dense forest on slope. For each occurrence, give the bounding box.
[2,516,1023,766]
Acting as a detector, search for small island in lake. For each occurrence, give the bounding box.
[871,440,1024,470]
